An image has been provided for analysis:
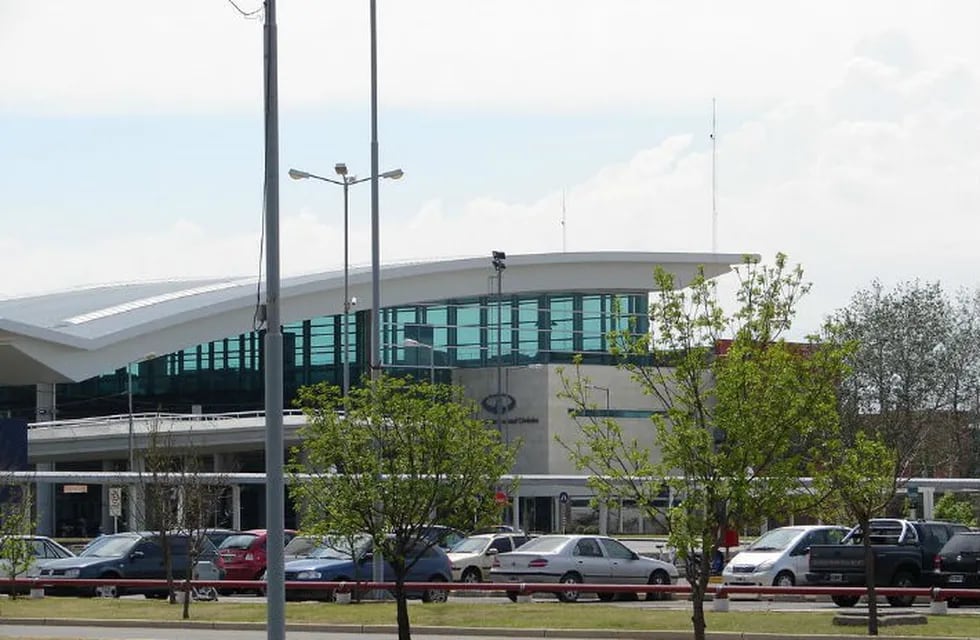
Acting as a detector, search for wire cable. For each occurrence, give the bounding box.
[225,0,264,19]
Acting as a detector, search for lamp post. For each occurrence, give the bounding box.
[288,166,403,397]
[491,251,507,439]
[403,338,434,384]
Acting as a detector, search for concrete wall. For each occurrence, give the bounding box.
[455,363,668,476]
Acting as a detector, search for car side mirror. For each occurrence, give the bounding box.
[485,548,499,556]
[360,552,373,563]
[130,550,145,560]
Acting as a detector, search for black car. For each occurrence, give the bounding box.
[934,531,980,606]
[38,532,216,598]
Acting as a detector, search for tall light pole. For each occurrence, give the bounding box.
[260,0,285,637]
[491,251,507,441]
[403,338,434,384]
[288,166,403,397]
[369,0,381,383]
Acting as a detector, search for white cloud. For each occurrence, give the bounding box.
[2,13,979,343]
[4,1,979,115]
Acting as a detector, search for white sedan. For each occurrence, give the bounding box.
[490,534,679,603]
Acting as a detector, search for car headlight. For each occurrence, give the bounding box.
[64,568,81,578]
[756,560,774,572]
[296,570,322,580]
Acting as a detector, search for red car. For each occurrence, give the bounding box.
[215,529,296,585]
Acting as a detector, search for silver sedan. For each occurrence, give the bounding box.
[489,534,679,603]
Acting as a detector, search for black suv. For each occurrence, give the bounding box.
[933,531,980,606]
[38,532,216,598]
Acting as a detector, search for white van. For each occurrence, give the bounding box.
[722,525,848,587]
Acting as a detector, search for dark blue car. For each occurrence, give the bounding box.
[282,536,451,602]
[38,532,214,598]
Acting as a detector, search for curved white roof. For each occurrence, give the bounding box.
[0,251,748,385]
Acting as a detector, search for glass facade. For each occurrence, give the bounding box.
[0,292,649,421]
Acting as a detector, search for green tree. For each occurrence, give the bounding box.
[290,374,517,640]
[0,482,35,599]
[809,430,898,636]
[832,280,980,478]
[933,492,977,527]
[559,254,847,640]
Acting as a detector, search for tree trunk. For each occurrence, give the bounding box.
[688,542,712,640]
[394,579,412,640]
[864,521,878,636]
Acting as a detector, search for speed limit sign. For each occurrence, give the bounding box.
[108,487,123,517]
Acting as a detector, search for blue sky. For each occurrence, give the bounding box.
[2,1,979,337]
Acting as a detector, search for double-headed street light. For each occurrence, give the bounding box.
[288,166,403,397]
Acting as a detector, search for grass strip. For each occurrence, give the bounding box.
[1,598,978,637]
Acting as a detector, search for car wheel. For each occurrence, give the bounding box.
[461,567,482,583]
[773,571,795,588]
[556,572,582,603]
[645,569,671,601]
[421,575,449,603]
[831,595,860,607]
[886,571,916,607]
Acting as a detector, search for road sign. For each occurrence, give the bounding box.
[494,490,508,505]
[558,491,569,504]
[108,486,123,517]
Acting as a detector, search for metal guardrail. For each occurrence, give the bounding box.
[28,410,308,430]
[8,577,979,604]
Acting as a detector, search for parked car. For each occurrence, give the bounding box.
[215,529,296,590]
[490,534,679,603]
[37,532,215,598]
[722,525,849,587]
[933,531,980,606]
[0,535,75,592]
[448,532,532,583]
[808,518,970,607]
[282,535,452,602]
[420,525,466,551]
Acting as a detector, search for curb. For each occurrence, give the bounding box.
[0,617,967,640]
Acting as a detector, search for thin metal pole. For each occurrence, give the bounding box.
[369,0,381,382]
[342,180,350,398]
[262,0,285,638]
[429,346,434,385]
[127,364,134,471]
[496,270,503,442]
[368,0,385,596]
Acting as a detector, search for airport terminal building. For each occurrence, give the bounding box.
[0,251,745,537]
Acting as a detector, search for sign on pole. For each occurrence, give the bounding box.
[108,487,123,517]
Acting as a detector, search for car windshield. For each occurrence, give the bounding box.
[450,537,490,554]
[310,536,370,560]
[747,528,803,552]
[284,536,317,557]
[79,536,138,558]
[218,534,259,550]
[512,536,568,553]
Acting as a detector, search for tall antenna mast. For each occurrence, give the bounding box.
[561,189,567,252]
[711,98,717,253]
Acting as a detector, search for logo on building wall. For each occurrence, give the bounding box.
[481,393,517,415]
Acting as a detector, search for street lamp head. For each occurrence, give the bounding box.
[334,163,348,177]
[492,250,507,271]
[288,168,310,180]
[380,168,404,180]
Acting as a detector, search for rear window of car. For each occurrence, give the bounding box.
[941,533,980,554]
[514,536,568,553]
[218,534,259,550]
